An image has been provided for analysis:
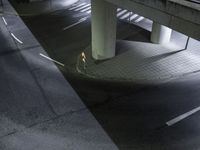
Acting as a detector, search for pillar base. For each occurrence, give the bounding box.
[151,22,172,44]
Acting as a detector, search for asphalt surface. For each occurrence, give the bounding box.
[1,0,200,149]
[0,0,118,150]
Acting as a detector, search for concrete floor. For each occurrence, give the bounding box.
[0,0,118,149]
[1,0,200,150]
[82,40,200,83]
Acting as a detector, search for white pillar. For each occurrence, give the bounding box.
[91,0,117,60]
[151,22,172,44]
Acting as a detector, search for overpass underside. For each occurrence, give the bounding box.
[91,0,200,60]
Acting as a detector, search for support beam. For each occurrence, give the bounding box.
[151,22,172,44]
[91,0,117,60]
[104,0,200,41]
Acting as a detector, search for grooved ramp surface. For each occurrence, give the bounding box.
[83,40,200,83]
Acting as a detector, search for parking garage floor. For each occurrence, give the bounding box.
[1,0,200,150]
[81,40,200,84]
[0,0,118,150]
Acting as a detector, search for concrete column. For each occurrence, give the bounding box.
[91,0,117,60]
[151,22,172,44]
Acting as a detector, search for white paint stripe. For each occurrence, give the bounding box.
[70,3,86,10]
[130,14,138,21]
[63,17,87,30]
[134,16,144,23]
[69,3,86,10]
[86,10,91,14]
[39,53,65,67]
[117,10,127,17]
[166,106,200,126]
[117,8,122,12]
[75,4,90,11]
[80,6,91,12]
[11,33,23,44]
[120,12,130,20]
[2,17,8,25]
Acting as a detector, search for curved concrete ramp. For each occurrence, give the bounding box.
[82,40,200,83]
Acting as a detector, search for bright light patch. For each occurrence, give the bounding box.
[117,10,127,17]
[60,0,79,7]
[134,16,144,23]
[80,6,91,12]
[117,8,122,12]
[75,4,90,11]
[120,12,130,20]
[130,14,138,21]
[69,3,86,10]
[86,10,91,14]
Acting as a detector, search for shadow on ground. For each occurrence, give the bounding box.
[18,10,200,150]
[68,75,200,150]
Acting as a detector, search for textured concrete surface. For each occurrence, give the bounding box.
[3,0,200,150]
[0,0,118,149]
[0,110,118,150]
[81,40,200,83]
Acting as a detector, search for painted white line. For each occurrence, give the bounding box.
[166,106,200,126]
[11,33,23,44]
[134,16,144,23]
[39,53,65,67]
[130,14,138,21]
[80,6,91,12]
[63,17,87,30]
[120,12,130,20]
[75,4,90,11]
[86,10,91,14]
[117,8,122,12]
[69,3,86,10]
[2,17,8,25]
[117,10,127,17]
